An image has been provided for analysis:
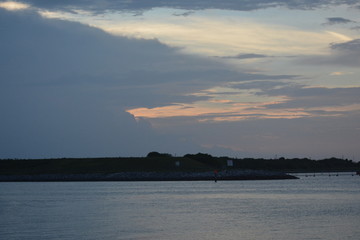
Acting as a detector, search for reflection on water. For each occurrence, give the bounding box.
[1,175,359,240]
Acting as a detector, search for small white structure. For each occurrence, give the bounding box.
[175,161,180,167]
[227,160,234,167]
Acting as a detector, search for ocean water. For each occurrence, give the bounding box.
[0,174,359,240]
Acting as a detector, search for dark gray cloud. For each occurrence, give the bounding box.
[219,53,270,59]
[21,0,360,12]
[327,39,360,66]
[297,38,360,67]
[0,9,211,158]
[172,11,195,17]
[1,5,291,110]
[1,8,297,158]
[264,86,360,109]
[0,9,238,107]
[330,38,360,51]
[324,17,356,25]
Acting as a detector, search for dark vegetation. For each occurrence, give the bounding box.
[0,152,359,176]
[183,153,359,172]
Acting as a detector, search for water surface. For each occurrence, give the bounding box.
[1,174,359,239]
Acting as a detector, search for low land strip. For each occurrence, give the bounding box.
[0,153,358,181]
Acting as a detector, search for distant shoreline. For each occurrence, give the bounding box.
[1,154,358,182]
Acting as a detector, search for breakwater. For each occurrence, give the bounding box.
[0,169,297,182]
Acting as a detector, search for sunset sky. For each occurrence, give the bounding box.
[1,0,359,160]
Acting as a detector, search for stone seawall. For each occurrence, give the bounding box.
[0,169,297,181]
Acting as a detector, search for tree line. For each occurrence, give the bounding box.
[147,152,359,172]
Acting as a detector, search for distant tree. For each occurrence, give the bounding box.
[184,153,222,168]
[146,152,172,158]
[184,153,213,159]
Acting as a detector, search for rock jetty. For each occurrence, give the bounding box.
[0,169,297,182]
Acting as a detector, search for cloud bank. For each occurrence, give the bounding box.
[0,9,229,158]
[20,0,360,12]
[324,17,356,25]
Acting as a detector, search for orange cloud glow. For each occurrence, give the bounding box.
[127,95,360,122]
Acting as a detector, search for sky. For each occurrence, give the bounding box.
[1,0,359,160]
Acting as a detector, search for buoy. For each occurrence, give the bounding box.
[214,170,218,183]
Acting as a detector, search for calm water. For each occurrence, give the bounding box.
[1,174,359,240]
